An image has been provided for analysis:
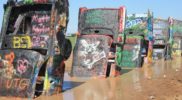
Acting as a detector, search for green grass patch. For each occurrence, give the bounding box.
[66,34,77,50]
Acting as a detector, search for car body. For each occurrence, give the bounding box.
[71,7,126,77]
[153,18,168,59]
[122,12,153,67]
[0,0,71,98]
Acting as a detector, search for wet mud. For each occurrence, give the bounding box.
[0,57,182,100]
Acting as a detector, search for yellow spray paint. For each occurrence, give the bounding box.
[146,41,153,64]
[43,70,51,93]
[172,50,181,56]
[13,36,32,48]
[172,40,181,56]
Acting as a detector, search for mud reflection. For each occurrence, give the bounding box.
[1,57,182,100]
[35,57,182,100]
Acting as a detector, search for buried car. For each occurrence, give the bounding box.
[0,0,71,98]
[71,7,126,77]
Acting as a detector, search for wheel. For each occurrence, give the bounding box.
[63,39,72,60]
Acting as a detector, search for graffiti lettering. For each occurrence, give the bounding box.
[32,25,50,34]
[126,18,143,28]
[32,14,50,23]
[32,36,48,47]
[0,78,30,90]
[13,36,31,48]
[31,12,50,35]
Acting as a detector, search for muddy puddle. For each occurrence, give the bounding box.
[0,57,182,100]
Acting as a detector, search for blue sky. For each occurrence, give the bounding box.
[0,0,182,33]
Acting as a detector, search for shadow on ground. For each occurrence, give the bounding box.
[62,81,85,92]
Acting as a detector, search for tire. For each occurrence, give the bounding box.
[63,39,72,60]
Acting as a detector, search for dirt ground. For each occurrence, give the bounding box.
[37,57,182,100]
[0,57,182,100]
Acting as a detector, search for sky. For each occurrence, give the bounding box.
[0,0,182,34]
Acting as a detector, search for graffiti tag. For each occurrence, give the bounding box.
[17,59,30,75]
[32,14,50,23]
[13,36,31,48]
[32,12,50,34]
[32,25,50,34]
[79,39,106,69]
[32,36,48,48]
[0,78,30,90]
[126,18,143,28]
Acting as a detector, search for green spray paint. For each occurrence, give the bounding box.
[116,47,122,66]
[24,0,33,4]
[85,10,104,24]
[120,50,136,67]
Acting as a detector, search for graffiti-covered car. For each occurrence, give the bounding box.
[153,18,168,60]
[71,7,126,77]
[171,19,182,57]
[0,0,71,98]
[122,11,153,68]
